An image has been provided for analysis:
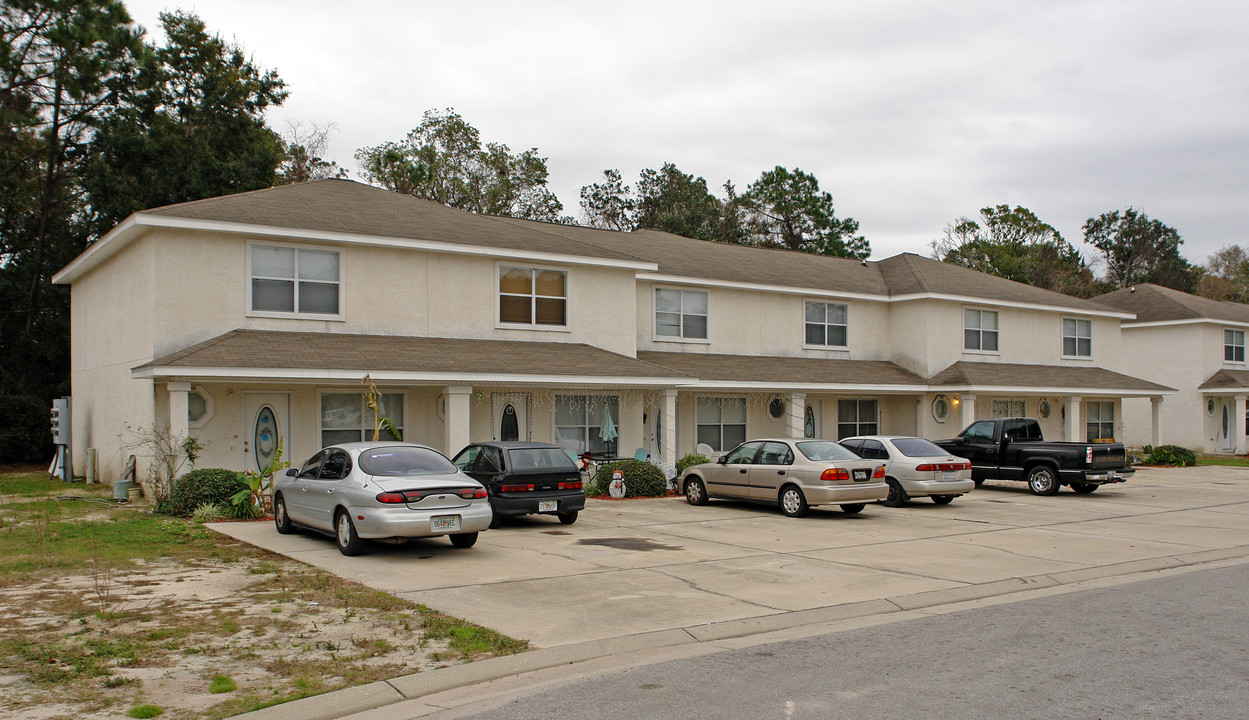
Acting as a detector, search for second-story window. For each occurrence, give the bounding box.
[251,244,340,316]
[1063,318,1092,357]
[964,308,998,352]
[499,265,566,327]
[805,301,847,347]
[655,288,708,340]
[1225,329,1245,362]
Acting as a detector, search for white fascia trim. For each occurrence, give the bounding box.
[636,273,889,303]
[1125,318,1249,330]
[132,365,689,387]
[52,215,143,284]
[888,292,1135,319]
[690,381,929,394]
[932,385,1175,397]
[1199,388,1249,395]
[61,214,658,282]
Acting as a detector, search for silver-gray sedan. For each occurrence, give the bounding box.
[679,438,888,517]
[839,435,975,507]
[273,442,493,555]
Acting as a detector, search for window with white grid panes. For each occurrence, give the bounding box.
[554,395,619,456]
[695,397,746,451]
[655,288,708,340]
[251,244,340,316]
[1062,318,1092,357]
[320,392,403,447]
[1225,329,1245,362]
[1086,401,1115,441]
[964,308,998,352]
[836,398,878,439]
[804,300,848,347]
[499,265,567,326]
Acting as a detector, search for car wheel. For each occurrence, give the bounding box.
[489,513,502,529]
[335,511,365,556]
[883,478,908,507]
[840,503,866,515]
[1027,466,1060,496]
[973,478,984,487]
[1070,482,1098,494]
[273,494,294,534]
[558,510,578,525]
[931,495,955,505]
[779,485,809,518]
[449,532,478,548]
[684,478,709,506]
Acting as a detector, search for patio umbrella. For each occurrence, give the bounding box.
[599,404,617,442]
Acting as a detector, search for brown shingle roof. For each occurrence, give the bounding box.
[136,330,691,383]
[636,351,927,388]
[1197,369,1249,390]
[877,253,1115,312]
[1094,284,1249,324]
[143,179,650,264]
[928,361,1173,393]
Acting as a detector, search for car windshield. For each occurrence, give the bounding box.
[508,447,578,471]
[358,446,457,476]
[795,441,859,462]
[891,438,949,457]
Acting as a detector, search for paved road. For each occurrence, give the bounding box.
[439,562,1249,720]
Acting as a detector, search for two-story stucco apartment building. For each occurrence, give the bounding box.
[52,180,1175,484]
[1096,284,1249,454]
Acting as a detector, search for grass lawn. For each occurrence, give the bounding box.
[1196,454,1249,467]
[0,470,527,720]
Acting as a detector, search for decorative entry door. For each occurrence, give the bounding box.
[243,393,290,473]
[1220,400,1234,452]
[492,393,530,442]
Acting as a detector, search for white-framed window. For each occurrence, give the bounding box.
[964,308,999,352]
[554,395,619,456]
[991,399,1026,418]
[187,385,214,429]
[498,265,567,327]
[249,243,341,317]
[1087,401,1115,441]
[1224,329,1245,363]
[804,300,848,347]
[1062,318,1092,357]
[655,287,708,340]
[320,391,404,447]
[836,398,878,439]
[696,397,745,451]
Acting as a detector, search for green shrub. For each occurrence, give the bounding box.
[164,469,247,517]
[676,453,710,476]
[223,499,263,520]
[127,706,163,719]
[1144,444,1196,467]
[592,459,668,497]
[191,503,227,523]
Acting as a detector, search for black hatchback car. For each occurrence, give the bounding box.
[451,441,586,526]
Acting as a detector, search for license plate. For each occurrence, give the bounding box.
[853,469,868,482]
[943,471,959,481]
[431,515,460,532]
[538,500,558,513]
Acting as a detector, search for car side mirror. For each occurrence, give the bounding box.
[285,468,298,476]
[950,437,966,445]
[717,456,728,464]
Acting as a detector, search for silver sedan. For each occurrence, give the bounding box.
[839,435,975,507]
[273,442,493,555]
[679,438,888,517]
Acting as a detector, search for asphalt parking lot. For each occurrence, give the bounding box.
[212,466,1249,650]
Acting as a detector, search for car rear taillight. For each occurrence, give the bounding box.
[500,484,534,493]
[376,492,407,504]
[820,468,850,481]
[459,488,488,500]
[558,481,583,490]
[917,462,972,472]
[874,465,885,478]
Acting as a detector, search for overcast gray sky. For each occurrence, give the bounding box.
[123,0,1248,266]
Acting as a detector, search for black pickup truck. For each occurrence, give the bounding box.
[934,417,1134,496]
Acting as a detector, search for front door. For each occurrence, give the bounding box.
[492,393,530,441]
[244,393,291,474]
[1220,399,1234,452]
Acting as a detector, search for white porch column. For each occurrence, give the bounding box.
[1065,396,1083,443]
[958,393,976,430]
[442,385,473,457]
[1150,396,1163,448]
[785,392,806,438]
[662,389,678,467]
[1235,395,1247,454]
[167,382,191,441]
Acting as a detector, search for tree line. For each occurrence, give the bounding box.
[2,0,1246,464]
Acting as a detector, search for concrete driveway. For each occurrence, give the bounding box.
[211,466,1249,649]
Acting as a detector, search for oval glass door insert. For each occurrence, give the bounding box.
[254,405,279,473]
[501,403,519,441]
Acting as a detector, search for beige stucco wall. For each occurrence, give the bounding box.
[69,234,157,483]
